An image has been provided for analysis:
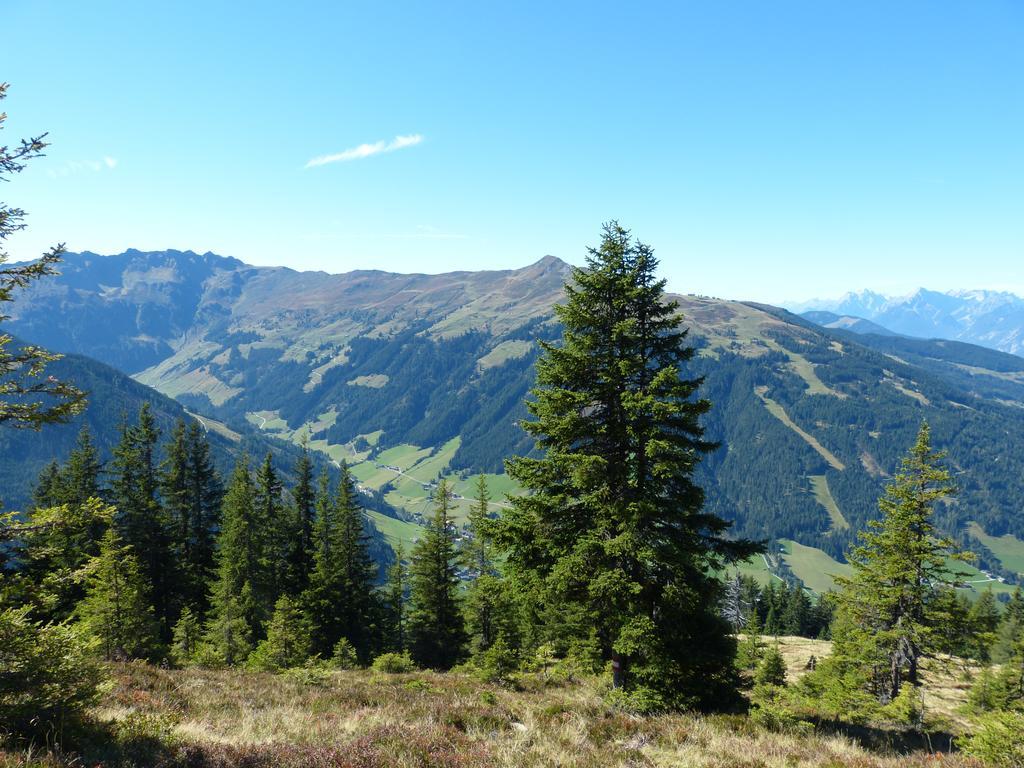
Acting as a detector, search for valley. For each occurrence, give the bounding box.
[7,249,1024,595]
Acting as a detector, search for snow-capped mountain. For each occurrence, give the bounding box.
[790,289,1024,356]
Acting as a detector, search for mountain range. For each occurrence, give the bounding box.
[791,288,1024,355]
[6,249,1024,594]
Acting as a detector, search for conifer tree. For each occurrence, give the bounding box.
[383,541,407,652]
[112,404,177,637]
[171,605,202,666]
[755,642,788,687]
[968,590,1002,664]
[462,475,517,656]
[62,425,102,505]
[248,595,313,671]
[77,527,160,660]
[16,493,113,621]
[805,423,965,711]
[185,420,221,614]
[32,461,64,509]
[304,465,379,661]
[408,479,466,669]
[254,452,285,588]
[287,441,316,592]
[206,456,273,661]
[498,222,757,710]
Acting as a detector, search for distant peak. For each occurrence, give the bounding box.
[526,255,571,273]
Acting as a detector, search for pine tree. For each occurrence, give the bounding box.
[497,223,758,710]
[755,642,788,687]
[462,475,516,655]
[184,420,221,615]
[32,461,65,509]
[383,542,407,652]
[205,456,273,662]
[254,452,285,595]
[62,425,102,505]
[408,479,466,669]
[806,423,965,711]
[736,610,765,670]
[161,419,192,613]
[782,587,812,637]
[463,474,493,578]
[304,465,379,661]
[171,605,202,666]
[248,595,313,671]
[112,404,178,638]
[0,82,85,432]
[287,441,316,593]
[77,527,160,660]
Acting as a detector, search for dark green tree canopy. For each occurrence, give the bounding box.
[499,222,759,711]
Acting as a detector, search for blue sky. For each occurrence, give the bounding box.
[3,1,1022,303]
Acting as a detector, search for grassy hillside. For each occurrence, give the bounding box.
[0,638,982,768]
[9,250,1024,595]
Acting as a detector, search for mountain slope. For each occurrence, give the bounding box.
[795,288,1024,355]
[0,339,394,569]
[10,250,1024,590]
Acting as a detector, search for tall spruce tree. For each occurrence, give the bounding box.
[497,222,758,711]
[77,526,160,660]
[383,542,407,652]
[111,404,178,638]
[804,422,965,715]
[205,456,273,662]
[462,475,516,655]
[62,425,102,505]
[287,441,316,593]
[304,464,379,661]
[185,420,221,615]
[408,479,466,669]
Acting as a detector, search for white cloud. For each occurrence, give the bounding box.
[305,134,423,168]
[47,156,119,178]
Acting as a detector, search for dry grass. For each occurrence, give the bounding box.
[0,643,987,768]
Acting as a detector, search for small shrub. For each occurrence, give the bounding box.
[330,637,359,670]
[606,684,666,715]
[372,651,416,673]
[473,637,518,684]
[282,664,331,687]
[754,644,787,686]
[958,711,1024,768]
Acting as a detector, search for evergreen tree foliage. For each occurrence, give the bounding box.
[77,527,160,660]
[0,84,85,432]
[112,403,178,637]
[497,222,758,710]
[205,456,273,661]
[408,479,466,669]
[0,606,102,737]
[755,642,788,687]
[304,465,380,660]
[14,496,113,622]
[736,610,765,671]
[248,595,313,671]
[802,423,965,713]
[287,440,316,593]
[461,475,518,657]
[967,590,1002,664]
[171,605,203,666]
[383,541,407,652]
[184,420,222,615]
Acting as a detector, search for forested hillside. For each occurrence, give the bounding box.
[8,249,1024,592]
